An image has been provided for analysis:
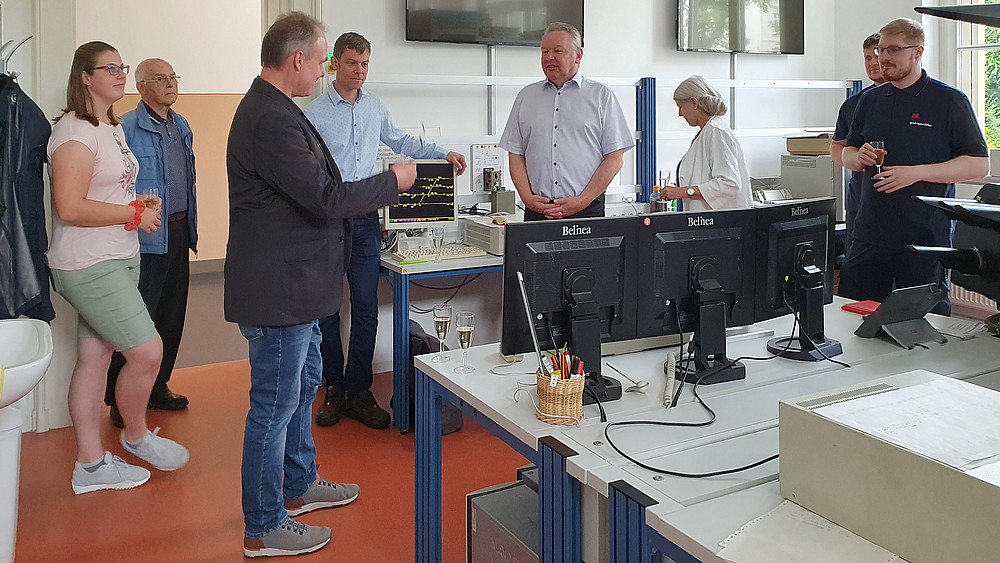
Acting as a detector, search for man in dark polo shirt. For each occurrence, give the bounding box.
[831,32,885,247]
[842,18,989,315]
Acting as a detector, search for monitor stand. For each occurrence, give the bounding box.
[666,278,746,385]
[767,248,842,361]
[565,269,623,404]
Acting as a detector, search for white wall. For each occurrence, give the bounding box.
[74,0,261,94]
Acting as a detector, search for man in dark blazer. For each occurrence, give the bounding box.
[225,12,416,558]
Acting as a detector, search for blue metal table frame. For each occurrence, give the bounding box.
[415,367,582,563]
[381,258,502,433]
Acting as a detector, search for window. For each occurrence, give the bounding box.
[958,0,1000,148]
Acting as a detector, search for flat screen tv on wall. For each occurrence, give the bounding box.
[406,0,584,47]
[677,0,804,55]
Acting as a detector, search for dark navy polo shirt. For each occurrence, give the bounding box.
[846,70,987,248]
[834,84,881,219]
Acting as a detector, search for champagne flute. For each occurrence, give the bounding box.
[870,140,886,176]
[453,311,475,374]
[430,227,445,262]
[431,303,452,363]
[140,188,161,214]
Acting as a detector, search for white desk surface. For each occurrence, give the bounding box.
[379,250,502,275]
[414,297,1000,562]
[568,331,1000,563]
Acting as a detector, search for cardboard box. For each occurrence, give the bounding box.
[780,370,1000,563]
[786,134,833,156]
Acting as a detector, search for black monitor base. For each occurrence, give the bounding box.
[583,375,623,405]
[666,359,746,385]
[767,336,843,362]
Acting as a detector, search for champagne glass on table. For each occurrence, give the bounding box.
[870,140,886,176]
[430,227,445,261]
[431,303,452,363]
[454,311,475,374]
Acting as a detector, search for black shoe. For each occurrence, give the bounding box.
[315,385,344,427]
[109,405,124,429]
[344,391,391,429]
[148,388,189,411]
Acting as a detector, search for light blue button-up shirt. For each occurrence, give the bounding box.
[304,86,448,184]
[499,74,634,200]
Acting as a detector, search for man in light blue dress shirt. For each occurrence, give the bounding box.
[500,22,634,221]
[304,32,466,429]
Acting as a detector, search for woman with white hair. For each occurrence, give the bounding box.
[659,75,752,210]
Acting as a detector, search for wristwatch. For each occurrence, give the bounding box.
[686,187,696,197]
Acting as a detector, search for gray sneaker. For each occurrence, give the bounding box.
[243,518,331,558]
[120,427,190,471]
[71,452,151,495]
[284,476,360,516]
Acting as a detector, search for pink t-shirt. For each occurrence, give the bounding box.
[46,112,140,271]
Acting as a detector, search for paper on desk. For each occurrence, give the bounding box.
[814,379,1000,471]
[717,500,902,563]
[925,316,987,340]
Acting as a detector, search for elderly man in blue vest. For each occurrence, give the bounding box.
[106,58,198,426]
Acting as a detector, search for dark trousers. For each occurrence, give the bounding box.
[318,215,381,398]
[838,238,951,316]
[106,214,191,405]
[523,195,605,221]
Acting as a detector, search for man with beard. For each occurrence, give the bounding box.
[831,32,885,247]
[841,18,988,315]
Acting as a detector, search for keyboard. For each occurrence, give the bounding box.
[393,245,487,262]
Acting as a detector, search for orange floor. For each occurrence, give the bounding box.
[16,360,528,562]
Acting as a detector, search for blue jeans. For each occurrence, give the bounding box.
[238,321,322,537]
[319,215,381,398]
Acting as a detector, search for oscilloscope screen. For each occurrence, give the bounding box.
[384,161,457,229]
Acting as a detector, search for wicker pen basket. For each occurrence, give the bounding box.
[535,371,585,425]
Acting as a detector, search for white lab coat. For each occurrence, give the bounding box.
[676,116,753,211]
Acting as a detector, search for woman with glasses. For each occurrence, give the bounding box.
[47,41,189,494]
[660,75,753,211]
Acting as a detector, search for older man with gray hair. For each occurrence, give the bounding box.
[105,58,198,427]
[500,22,634,220]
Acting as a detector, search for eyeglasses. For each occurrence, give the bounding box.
[874,45,920,57]
[90,64,130,76]
[139,75,181,86]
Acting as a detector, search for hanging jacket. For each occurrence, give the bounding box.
[0,74,54,321]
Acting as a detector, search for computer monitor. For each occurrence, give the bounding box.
[636,209,757,384]
[754,197,842,361]
[501,216,639,404]
[383,160,457,230]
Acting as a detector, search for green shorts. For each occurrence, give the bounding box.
[50,255,157,351]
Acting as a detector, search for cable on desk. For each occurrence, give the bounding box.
[781,292,852,369]
[583,384,607,423]
[603,368,779,478]
[459,203,490,216]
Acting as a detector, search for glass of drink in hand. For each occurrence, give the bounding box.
[430,227,445,261]
[140,188,161,214]
[454,311,475,374]
[869,141,886,175]
[431,303,452,363]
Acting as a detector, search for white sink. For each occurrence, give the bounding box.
[0,319,53,409]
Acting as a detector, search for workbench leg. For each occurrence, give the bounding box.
[415,369,442,562]
[609,480,658,563]
[538,436,582,563]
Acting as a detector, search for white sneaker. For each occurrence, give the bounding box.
[71,452,151,495]
[120,427,190,471]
